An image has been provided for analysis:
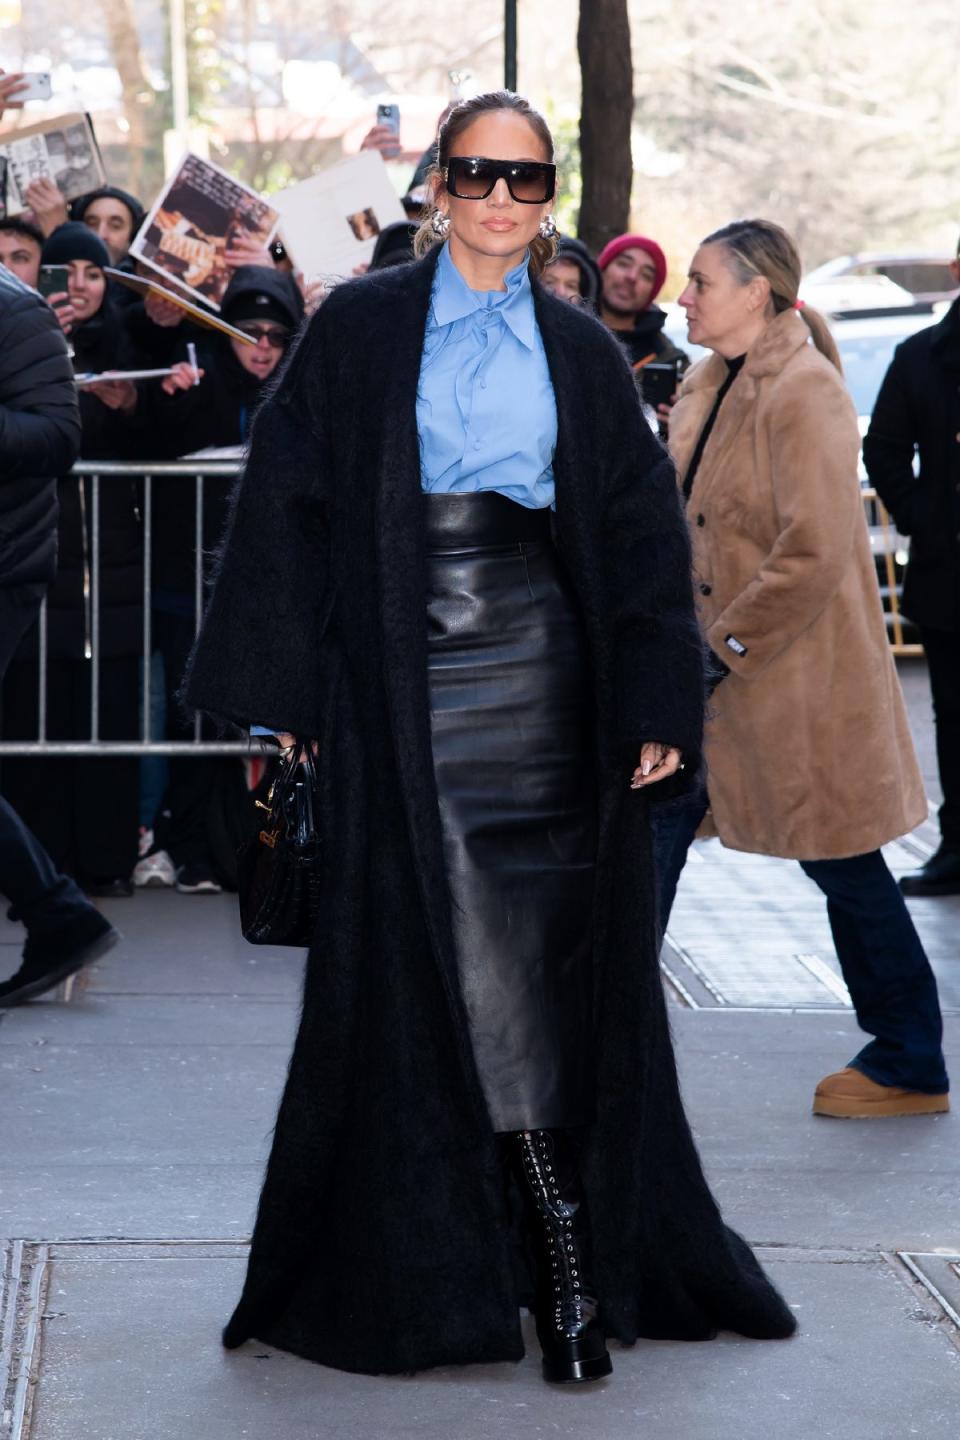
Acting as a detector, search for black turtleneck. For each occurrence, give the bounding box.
[682,353,746,502]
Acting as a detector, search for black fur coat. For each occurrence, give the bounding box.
[184,246,796,1374]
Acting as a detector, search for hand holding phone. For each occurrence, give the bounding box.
[375,103,401,158]
[10,72,52,103]
[638,359,681,411]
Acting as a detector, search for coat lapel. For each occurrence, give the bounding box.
[371,248,468,987]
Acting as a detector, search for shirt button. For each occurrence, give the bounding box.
[700,582,712,596]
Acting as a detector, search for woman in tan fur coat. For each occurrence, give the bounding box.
[658,218,948,1119]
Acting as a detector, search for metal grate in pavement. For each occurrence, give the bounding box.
[898,1253,960,1334]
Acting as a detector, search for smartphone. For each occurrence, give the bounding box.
[376,102,401,156]
[639,359,680,410]
[14,72,52,103]
[38,264,69,300]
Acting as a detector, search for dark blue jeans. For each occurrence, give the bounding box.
[0,587,94,939]
[654,796,949,1094]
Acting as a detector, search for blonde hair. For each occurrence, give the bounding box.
[703,218,842,373]
[413,90,558,278]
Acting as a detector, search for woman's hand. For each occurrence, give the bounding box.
[360,123,401,158]
[224,233,275,270]
[0,69,28,124]
[24,177,70,236]
[655,390,679,434]
[160,360,204,395]
[630,742,683,789]
[47,292,75,335]
[273,732,318,757]
[87,378,137,414]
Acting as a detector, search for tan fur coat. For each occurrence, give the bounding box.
[669,309,926,859]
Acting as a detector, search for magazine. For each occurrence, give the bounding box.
[272,150,406,282]
[74,369,177,387]
[0,112,105,216]
[130,152,280,311]
[103,268,256,344]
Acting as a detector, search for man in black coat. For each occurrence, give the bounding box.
[0,265,118,1005]
[864,242,960,895]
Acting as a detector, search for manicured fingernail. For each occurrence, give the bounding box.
[642,761,652,776]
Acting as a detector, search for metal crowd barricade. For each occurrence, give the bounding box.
[860,486,923,657]
[0,459,275,757]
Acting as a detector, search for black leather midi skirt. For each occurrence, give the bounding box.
[425,491,596,1134]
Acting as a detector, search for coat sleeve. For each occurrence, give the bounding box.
[704,364,862,681]
[861,344,923,536]
[599,351,705,772]
[0,293,81,481]
[181,307,335,735]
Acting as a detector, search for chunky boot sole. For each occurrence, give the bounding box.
[0,929,119,1007]
[542,1343,613,1384]
[813,1090,949,1118]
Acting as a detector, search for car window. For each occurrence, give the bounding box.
[834,314,934,417]
[836,335,901,416]
[847,260,954,297]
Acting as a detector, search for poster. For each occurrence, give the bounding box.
[272,149,406,282]
[0,112,105,215]
[130,152,280,311]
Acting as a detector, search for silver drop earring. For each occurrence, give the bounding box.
[431,209,451,239]
[538,212,557,240]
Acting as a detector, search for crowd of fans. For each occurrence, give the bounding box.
[0,106,690,901]
[2,92,956,923]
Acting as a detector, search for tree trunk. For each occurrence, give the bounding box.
[577,0,634,253]
[99,0,157,197]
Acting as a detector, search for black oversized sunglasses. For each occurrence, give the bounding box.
[443,156,556,204]
[236,322,292,349]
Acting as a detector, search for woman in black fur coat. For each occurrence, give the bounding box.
[185,92,796,1383]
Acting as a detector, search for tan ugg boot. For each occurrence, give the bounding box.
[813,1067,950,1118]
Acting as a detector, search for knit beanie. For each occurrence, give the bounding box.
[70,186,146,235]
[596,234,668,304]
[40,223,111,269]
[223,292,295,328]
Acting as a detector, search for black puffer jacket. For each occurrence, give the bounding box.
[0,266,81,589]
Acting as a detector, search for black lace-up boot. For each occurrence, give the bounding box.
[509,1129,612,1384]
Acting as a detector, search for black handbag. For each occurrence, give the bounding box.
[237,740,323,947]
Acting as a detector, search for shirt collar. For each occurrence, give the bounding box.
[430,241,537,351]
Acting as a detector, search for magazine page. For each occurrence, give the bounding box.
[130,152,280,311]
[272,149,406,282]
[0,112,105,216]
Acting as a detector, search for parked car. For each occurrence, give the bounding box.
[804,252,958,307]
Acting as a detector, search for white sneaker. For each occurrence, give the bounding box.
[137,826,155,860]
[133,849,176,888]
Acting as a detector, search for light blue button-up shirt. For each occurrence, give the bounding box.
[416,242,557,510]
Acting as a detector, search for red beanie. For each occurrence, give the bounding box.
[596,234,668,304]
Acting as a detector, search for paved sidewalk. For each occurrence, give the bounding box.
[2,876,958,1439]
[1,660,958,1437]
